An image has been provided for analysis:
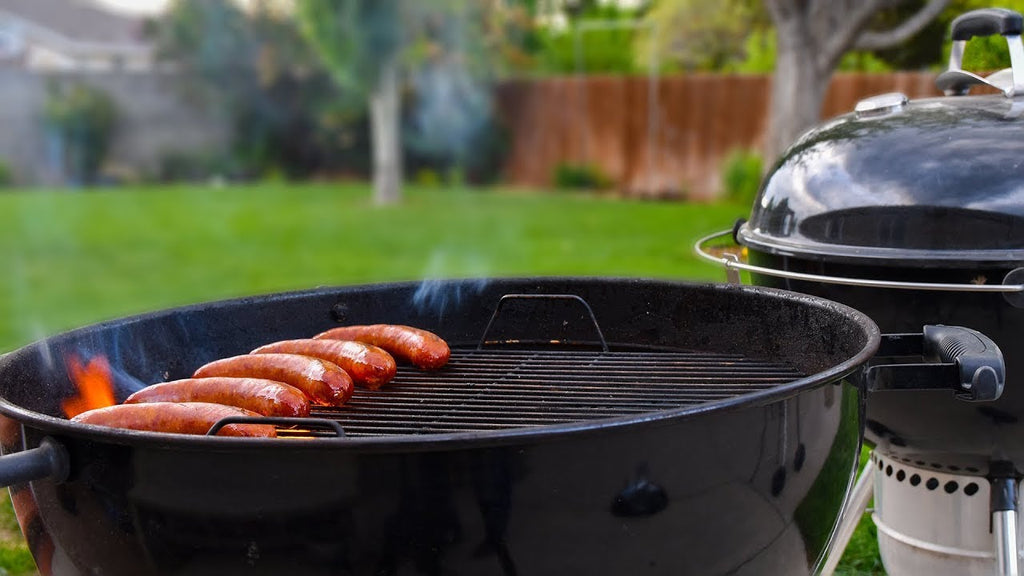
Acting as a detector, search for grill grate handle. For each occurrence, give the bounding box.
[206,417,347,438]
[476,294,609,352]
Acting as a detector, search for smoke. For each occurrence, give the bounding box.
[407,55,492,167]
[411,251,490,318]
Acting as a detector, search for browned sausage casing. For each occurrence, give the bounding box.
[71,402,277,437]
[193,353,354,406]
[314,324,451,370]
[251,339,397,389]
[124,377,310,417]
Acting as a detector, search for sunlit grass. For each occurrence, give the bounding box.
[0,182,744,351]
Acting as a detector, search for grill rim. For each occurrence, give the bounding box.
[0,277,881,452]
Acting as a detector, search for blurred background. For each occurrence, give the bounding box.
[0,0,1016,573]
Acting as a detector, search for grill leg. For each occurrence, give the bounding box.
[819,454,875,576]
[992,473,1020,576]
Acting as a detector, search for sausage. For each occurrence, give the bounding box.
[193,353,354,406]
[124,377,310,417]
[71,402,277,437]
[314,324,451,370]
[251,339,397,389]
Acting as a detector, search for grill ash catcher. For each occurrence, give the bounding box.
[698,7,1024,576]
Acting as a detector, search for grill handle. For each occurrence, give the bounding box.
[936,8,1024,97]
[206,417,346,438]
[950,8,1023,41]
[867,326,1005,402]
[0,438,69,488]
[694,229,1024,299]
[477,294,609,352]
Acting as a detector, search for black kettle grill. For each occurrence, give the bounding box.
[0,277,1007,575]
[698,7,1024,576]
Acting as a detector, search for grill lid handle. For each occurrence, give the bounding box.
[867,325,1005,402]
[951,8,1023,40]
[936,8,1024,97]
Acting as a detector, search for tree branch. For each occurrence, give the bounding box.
[817,0,885,73]
[855,0,951,50]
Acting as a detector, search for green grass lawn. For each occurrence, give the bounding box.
[0,181,882,574]
[0,182,743,351]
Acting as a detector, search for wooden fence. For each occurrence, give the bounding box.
[494,72,945,199]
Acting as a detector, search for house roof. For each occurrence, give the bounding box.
[0,0,150,47]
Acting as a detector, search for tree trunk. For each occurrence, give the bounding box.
[369,55,402,205]
[765,19,832,165]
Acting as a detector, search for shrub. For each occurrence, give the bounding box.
[721,150,762,205]
[413,168,443,188]
[553,163,613,190]
[42,82,117,186]
[0,160,13,188]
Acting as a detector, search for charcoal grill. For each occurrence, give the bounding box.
[0,276,1003,576]
[0,276,913,575]
[697,8,1024,575]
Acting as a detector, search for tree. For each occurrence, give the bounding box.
[764,0,950,163]
[297,0,525,202]
[154,0,349,180]
[636,0,765,72]
[296,0,405,204]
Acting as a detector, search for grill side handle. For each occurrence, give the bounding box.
[866,326,1005,402]
[0,437,69,488]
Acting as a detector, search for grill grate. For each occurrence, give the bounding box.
[280,347,807,438]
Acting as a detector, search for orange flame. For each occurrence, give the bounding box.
[63,354,116,418]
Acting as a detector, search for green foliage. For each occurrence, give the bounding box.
[843,0,1024,73]
[839,51,893,73]
[532,2,645,74]
[42,83,117,186]
[0,494,34,575]
[155,0,357,180]
[295,0,404,93]
[727,28,892,73]
[720,150,762,205]
[0,545,36,576]
[553,163,613,190]
[728,28,775,73]
[638,0,765,72]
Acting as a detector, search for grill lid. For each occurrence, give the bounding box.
[740,95,1024,266]
[739,8,1024,267]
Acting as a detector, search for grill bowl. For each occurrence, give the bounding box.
[0,278,878,575]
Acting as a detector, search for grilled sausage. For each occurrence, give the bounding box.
[71,402,277,437]
[314,324,451,370]
[124,377,310,417]
[193,353,354,406]
[251,339,397,389]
